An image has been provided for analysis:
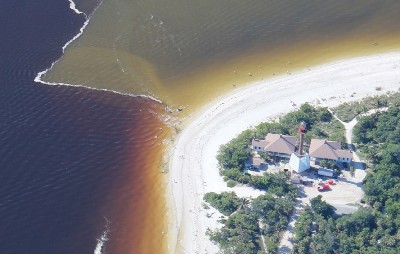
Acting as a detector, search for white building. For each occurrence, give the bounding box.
[289,153,310,173]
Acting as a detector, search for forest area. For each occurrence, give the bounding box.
[292,101,400,253]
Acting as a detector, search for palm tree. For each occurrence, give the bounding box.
[235,197,251,214]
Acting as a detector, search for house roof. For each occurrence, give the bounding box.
[252,138,268,148]
[336,149,353,159]
[309,139,352,160]
[264,133,297,154]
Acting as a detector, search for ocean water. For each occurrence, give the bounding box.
[43,0,400,110]
[3,1,400,254]
[0,1,169,253]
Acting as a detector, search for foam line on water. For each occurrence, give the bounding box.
[94,217,110,254]
[68,0,83,14]
[34,0,168,108]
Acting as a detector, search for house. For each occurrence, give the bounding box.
[251,133,298,159]
[251,139,268,152]
[309,139,353,164]
[289,153,310,173]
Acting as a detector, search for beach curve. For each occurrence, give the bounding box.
[168,52,400,254]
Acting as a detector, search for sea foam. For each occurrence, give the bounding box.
[34,0,166,107]
[68,0,83,14]
[94,217,110,254]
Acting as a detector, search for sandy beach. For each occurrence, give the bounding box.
[167,52,400,254]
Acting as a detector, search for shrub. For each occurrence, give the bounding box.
[227,180,237,188]
[203,192,242,216]
[310,195,335,218]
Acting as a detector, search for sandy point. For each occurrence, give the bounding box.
[167,52,400,254]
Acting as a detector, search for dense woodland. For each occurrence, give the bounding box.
[204,192,295,253]
[292,104,400,253]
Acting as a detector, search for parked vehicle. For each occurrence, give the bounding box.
[317,184,331,191]
[327,179,336,185]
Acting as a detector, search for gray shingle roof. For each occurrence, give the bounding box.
[252,139,268,148]
[309,139,352,160]
[264,133,297,154]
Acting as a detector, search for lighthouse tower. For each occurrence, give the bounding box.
[298,121,307,155]
[289,121,310,173]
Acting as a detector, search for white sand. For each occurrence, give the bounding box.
[168,52,400,254]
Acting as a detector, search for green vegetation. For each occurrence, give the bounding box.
[204,192,295,254]
[320,159,336,169]
[221,168,251,184]
[203,192,242,216]
[210,97,400,253]
[221,170,296,197]
[310,195,335,219]
[331,89,400,122]
[211,103,347,252]
[226,179,237,188]
[217,103,346,190]
[250,172,296,197]
[217,129,252,171]
[207,211,260,254]
[217,103,345,184]
[292,104,400,253]
[292,207,314,254]
[354,106,400,214]
[252,194,295,252]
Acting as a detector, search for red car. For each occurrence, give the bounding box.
[317,184,331,191]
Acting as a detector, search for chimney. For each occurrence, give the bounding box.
[298,122,307,155]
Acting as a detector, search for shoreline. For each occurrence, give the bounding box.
[168,51,400,254]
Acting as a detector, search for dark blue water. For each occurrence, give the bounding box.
[0,1,169,253]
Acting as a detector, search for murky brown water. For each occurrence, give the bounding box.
[42,1,400,253]
[44,0,400,110]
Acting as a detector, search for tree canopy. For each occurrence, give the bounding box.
[204,193,295,254]
[310,195,335,219]
[292,104,400,253]
[203,192,242,216]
